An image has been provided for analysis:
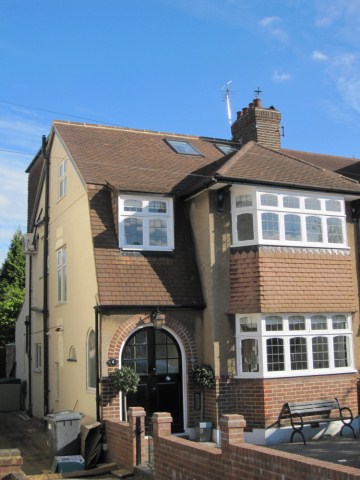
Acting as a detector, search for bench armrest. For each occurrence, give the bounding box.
[339,406,353,422]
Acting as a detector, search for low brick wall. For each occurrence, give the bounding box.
[0,449,23,479]
[104,407,146,471]
[152,413,360,480]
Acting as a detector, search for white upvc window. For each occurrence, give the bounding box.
[57,246,67,303]
[235,313,354,378]
[34,343,42,372]
[231,187,347,249]
[58,159,67,199]
[118,195,174,251]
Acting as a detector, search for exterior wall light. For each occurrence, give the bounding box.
[106,358,118,367]
[151,308,166,330]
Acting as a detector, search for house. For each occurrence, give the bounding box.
[17,96,360,445]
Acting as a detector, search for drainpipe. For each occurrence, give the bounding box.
[42,135,50,417]
[27,255,33,417]
[95,306,101,422]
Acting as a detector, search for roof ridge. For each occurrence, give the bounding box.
[53,120,204,140]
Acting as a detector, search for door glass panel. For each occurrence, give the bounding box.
[156,344,167,358]
[168,344,178,357]
[156,359,167,374]
[168,358,179,373]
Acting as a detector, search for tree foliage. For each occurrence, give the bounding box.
[0,230,25,348]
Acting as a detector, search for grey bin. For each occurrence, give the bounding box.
[196,422,213,442]
[45,411,83,456]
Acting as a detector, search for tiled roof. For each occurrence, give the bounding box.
[53,121,360,196]
[282,148,360,182]
[53,121,227,196]
[211,142,360,194]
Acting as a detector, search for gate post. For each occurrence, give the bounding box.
[127,407,146,466]
[219,414,246,449]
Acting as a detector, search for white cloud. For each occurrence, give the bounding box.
[272,70,291,82]
[312,50,328,61]
[259,15,288,42]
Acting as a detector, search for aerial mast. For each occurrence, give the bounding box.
[222,80,234,126]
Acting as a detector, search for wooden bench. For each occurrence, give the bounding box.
[285,398,356,445]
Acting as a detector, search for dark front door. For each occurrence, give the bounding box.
[122,327,183,433]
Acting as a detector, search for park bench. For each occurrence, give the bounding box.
[284,398,356,445]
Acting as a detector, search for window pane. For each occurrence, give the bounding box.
[237,213,254,241]
[332,315,347,329]
[311,315,327,330]
[87,330,96,389]
[312,337,329,368]
[239,317,257,332]
[266,338,284,371]
[325,199,341,212]
[168,358,179,373]
[327,218,343,244]
[261,193,278,207]
[285,214,302,241]
[241,339,259,372]
[149,201,167,213]
[290,337,307,370]
[306,216,323,242]
[149,219,168,246]
[334,336,349,367]
[124,199,142,212]
[156,344,166,359]
[305,198,321,210]
[166,139,202,155]
[265,316,283,331]
[236,195,252,208]
[289,316,305,331]
[124,217,143,245]
[283,196,300,209]
[262,213,279,240]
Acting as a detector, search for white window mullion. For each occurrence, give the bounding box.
[328,335,335,369]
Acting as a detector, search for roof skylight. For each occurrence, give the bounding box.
[215,143,239,155]
[166,139,202,156]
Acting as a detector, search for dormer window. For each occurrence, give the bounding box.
[165,139,202,156]
[231,187,347,249]
[119,195,174,251]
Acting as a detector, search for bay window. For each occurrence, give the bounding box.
[231,187,347,248]
[119,195,174,251]
[236,313,354,378]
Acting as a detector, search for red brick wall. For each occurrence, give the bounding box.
[0,449,23,477]
[234,373,359,429]
[229,248,357,313]
[152,413,360,480]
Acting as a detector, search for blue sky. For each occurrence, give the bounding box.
[1,0,360,265]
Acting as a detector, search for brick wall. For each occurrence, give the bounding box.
[0,449,23,478]
[229,247,357,313]
[104,407,146,471]
[152,413,360,480]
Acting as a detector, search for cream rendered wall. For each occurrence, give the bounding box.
[188,190,233,377]
[45,133,99,418]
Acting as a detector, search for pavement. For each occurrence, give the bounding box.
[0,411,150,479]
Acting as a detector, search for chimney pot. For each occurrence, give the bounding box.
[242,107,248,115]
[249,102,254,109]
[253,98,262,108]
[236,111,242,120]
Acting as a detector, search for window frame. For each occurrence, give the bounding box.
[34,343,42,372]
[56,246,67,303]
[118,195,174,251]
[87,329,96,390]
[235,313,354,378]
[231,187,348,249]
[58,159,67,200]
[165,139,203,156]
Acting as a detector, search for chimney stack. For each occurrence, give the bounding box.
[231,98,282,149]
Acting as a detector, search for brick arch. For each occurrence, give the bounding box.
[107,312,198,373]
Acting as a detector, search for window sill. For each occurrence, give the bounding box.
[234,367,357,380]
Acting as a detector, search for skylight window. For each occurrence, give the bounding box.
[215,144,239,155]
[165,139,202,156]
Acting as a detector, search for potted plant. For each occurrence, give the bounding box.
[109,365,140,421]
[192,364,215,442]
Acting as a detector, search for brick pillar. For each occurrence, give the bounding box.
[127,407,146,465]
[0,449,24,477]
[219,414,246,449]
[152,412,172,437]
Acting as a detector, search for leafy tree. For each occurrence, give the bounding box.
[0,230,25,348]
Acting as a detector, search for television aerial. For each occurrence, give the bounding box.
[222,80,234,126]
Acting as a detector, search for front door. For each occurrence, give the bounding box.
[122,327,183,433]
